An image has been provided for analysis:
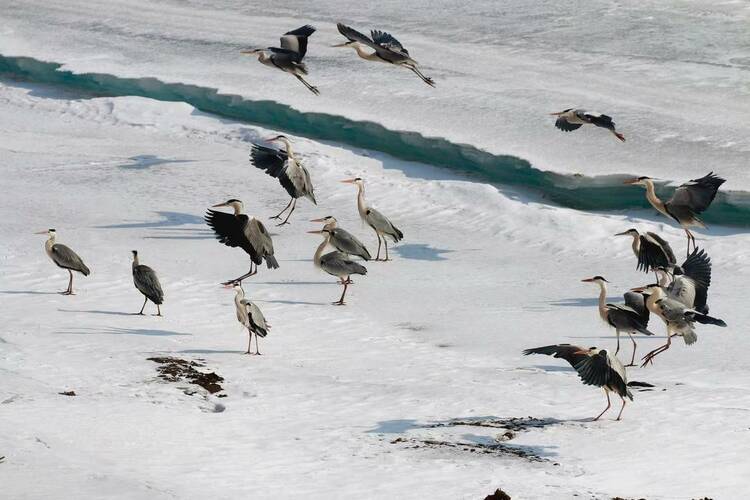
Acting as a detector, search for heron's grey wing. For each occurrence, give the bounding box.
[637,234,671,272]
[249,144,296,198]
[573,351,612,387]
[280,25,315,60]
[242,299,269,337]
[205,210,257,256]
[656,297,690,322]
[365,207,403,241]
[645,232,676,265]
[606,303,639,315]
[554,117,582,132]
[51,244,90,275]
[337,23,375,45]
[667,276,697,310]
[133,265,164,304]
[371,30,409,55]
[582,112,615,130]
[246,218,275,256]
[331,228,371,260]
[300,164,316,204]
[668,172,725,215]
[522,344,587,368]
[320,251,367,277]
[623,292,649,320]
[681,248,711,290]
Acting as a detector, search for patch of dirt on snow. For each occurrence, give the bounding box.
[484,488,512,500]
[427,416,560,432]
[148,357,225,396]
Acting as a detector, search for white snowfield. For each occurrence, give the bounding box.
[1,81,749,499]
[1,0,750,187]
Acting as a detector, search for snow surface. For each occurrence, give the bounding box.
[2,80,750,499]
[1,0,750,187]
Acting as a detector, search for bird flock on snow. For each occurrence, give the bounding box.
[35,23,730,421]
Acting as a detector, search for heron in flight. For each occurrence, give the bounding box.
[250,135,316,225]
[334,23,435,87]
[131,250,164,316]
[309,229,367,305]
[241,25,319,95]
[231,284,269,355]
[550,109,625,142]
[631,284,726,366]
[656,248,714,315]
[523,344,632,421]
[310,216,371,261]
[581,276,654,366]
[341,178,403,261]
[36,229,90,295]
[624,172,725,256]
[205,199,279,285]
[615,228,676,279]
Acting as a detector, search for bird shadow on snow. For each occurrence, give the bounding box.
[548,297,620,307]
[392,243,454,261]
[96,211,205,230]
[178,349,245,354]
[58,308,140,316]
[256,299,330,306]
[119,155,193,170]
[56,326,191,336]
[0,290,60,295]
[532,364,575,373]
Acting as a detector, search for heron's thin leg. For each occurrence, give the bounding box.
[138,296,148,315]
[626,333,637,367]
[333,282,348,305]
[375,232,382,260]
[295,75,320,95]
[615,329,621,355]
[406,64,435,87]
[641,331,672,367]
[616,396,627,421]
[255,333,261,355]
[384,238,390,261]
[246,329,252,355]
[156,304,162,317]
[61,270,74,295]
[270,198,294,220]
[277,199,297,226]
[593,390,611,421]
[222,264,257,286]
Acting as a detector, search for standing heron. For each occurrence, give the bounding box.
[341,178,403,261]
[36,229,90,295]
[310,216,371,261]
[523,344,633,421]
[334,23,435,87]
[131,250,164,316]
[250,135,316,225]
[205,199,279,285]
[615,228,676,279]
[240,25,319,95]
[631,284,726,366]
[624,172,725,256]
[581,276,654,366]
[550,109,625,142]
[231,284,269,355]
[309,229,367,305]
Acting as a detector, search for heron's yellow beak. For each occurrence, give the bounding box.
[549,112,564,116]
[581,278,595,282]
[623,178,640,185]
[34,230,48,234]
[310,218,326,222]
[307,230,324,234]
[630,286,646,292]
[240,49,260,55]
[340,179,357,184]
[614,231,630,236]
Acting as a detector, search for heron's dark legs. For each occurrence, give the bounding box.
[255,333,262,355]
[384,239,391,261]
[333,282,349,305]
[593,390,611,421]
[138,296,148,315]
[625,333,638,367]
[295,75,320,95]
[684,229,695,256]
[60,270,75,295]
[222,263,257,286]
[270,198,294,220]
[156,304,162,317]
[375,232,382,260]
[614,329,621,355]
[641,331,672,367]
[616,396,627,421]
[246,329,253,355]
[406,64,435,87]
[277,199,297,226]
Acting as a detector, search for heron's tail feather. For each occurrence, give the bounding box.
[626,388,634,401]
[635,325,655,336]
[80,263,91,276]
[682,329,698,345]
[692,312,726,327]
[389,225,404,242]
[265,255,280,269]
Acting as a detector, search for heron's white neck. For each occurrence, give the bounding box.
[234,287,245,304]
[132,253,140,267]
[595,281,608,323]
[45,233,56,255]
[628,233,640,257]
[313,236,330,267]
[323,221,337,231]
[644,288,665,313]
[656,270,670,288]
[230,201,244,216]
[355,184,367,219]
[643,181,668,217]
[277,138,294,158]
[351,44,379,61]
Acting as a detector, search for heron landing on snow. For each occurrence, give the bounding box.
[550,109,625,142]
[523,344,633,421]
[615,228,676,280]
[241,25,319,95]
[309,229,367,305]
[341,178,403,261]
[36,229,90,295]
[230,284,269,355]
[334,23,435,87]
[131,250,164,316]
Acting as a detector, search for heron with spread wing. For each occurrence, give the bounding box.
[550,109,625,141]
[615,228,676,279]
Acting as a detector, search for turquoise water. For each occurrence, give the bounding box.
[2,54,748,227]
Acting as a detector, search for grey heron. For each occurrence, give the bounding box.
[657,248,714,315]
[631,284,726,366]
[523,344,633,420]
[581,276,654,366]
[205,199,279,285]
[310,216,371,261]
[624,172,725,255]
[308,229,367,305]
[131,250,164,316]
[36,229,90,295]
[615,228,676,279]
[334,23,435,87]
[250,135,316,225]
[550,109,625,142]
[241,25,319,95]
[341,178,403,261]
[231,284,269,355]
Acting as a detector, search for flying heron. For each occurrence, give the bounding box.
[656,247,713,315]
[523,344,633,421]
[205,199,279,285]
[334,23,435,87]
[624,172,725,256]
[631,284,726,366]
[615,228,676,279]
[310,216,371,261]
[550,109,625,142]
[581,276,654,366]
[250,135,316,225]
[36,229,90,295]
[309,229,367,305]
[231,284,269,355]
[341,178,403,261]
[131,250,164,316]
[240,25,319,95]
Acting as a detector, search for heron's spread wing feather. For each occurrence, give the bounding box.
[583,113,615,130]
[681,248,712,290]
[623,291,649,320]
[337,23,374,45]
[133,265,164,304]
[637,233,674,272]
[205,210,258,261]
[574,351,631,399]
[371,30,408,55]
[51,244,90,275]
[280,25,315,60]
[645,232,676,264]
[522,344,587,368]
[250,144,298,198]
[554,117,583,132]
[668,172,725,215]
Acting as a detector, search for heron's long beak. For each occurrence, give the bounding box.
[614,231,630,236]
[331,42,353,48]
[310,218,326,222]
[581,278,595,282]
[630,286,646,292]
[623,178,640,185]
[34,230,48,234]
[264,136,280,142]
[307,230,324,234]
[340,179,357,184]
[211,202,228,208]
[573,349,589,355]
[549,112,564,116]
[240,49,260,55]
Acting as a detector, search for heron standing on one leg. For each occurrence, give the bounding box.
[36,229,90,295]
[131,250,164,316]
[341,178,403,261]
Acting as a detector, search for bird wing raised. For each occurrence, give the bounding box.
[575,351,630,399]
[280,25,315,60]
[668,172,725,214]
[637,233,674,272]
[133,264,164,304]
[51,243,90,275]
[250,144,299,198]
[371,30,409,55]
[645,232,676,264]
[681,248,712,290]
[582,112,615,129]
[623,291,649,320]
[337,23,406,60]
[205,210,256,256]
[522,344,587,368]
[554,117,583,132]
